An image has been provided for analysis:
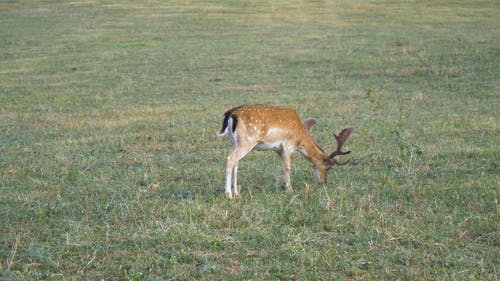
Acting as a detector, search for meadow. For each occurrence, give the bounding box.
[0,0,498,280]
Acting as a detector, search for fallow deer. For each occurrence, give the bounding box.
[217,105,354,198]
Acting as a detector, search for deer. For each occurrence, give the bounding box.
[217,105,354,199]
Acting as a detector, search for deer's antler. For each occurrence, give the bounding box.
[328,127,354,165]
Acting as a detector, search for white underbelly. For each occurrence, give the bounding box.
[253,141,283,151]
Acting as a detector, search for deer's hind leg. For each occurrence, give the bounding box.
[224,141,255,198]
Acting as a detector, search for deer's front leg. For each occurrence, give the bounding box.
[280,149,293,191]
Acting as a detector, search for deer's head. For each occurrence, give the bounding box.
[307,126,354,185]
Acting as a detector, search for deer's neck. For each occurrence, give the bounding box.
[299,136,327,168]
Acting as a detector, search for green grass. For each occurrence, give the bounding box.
[0,0,498,280]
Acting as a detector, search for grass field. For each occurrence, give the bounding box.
[0,0,498,280]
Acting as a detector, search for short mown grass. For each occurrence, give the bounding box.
[1,1,498,280]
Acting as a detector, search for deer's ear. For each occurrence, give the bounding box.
[303,118,317,132]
